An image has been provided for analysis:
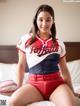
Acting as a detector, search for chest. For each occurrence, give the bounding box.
[29,38,59,56]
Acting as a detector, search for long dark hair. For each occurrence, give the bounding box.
[29,4,56,45]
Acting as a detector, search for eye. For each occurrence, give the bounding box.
[46,19,51,22]
[38,18,43,22]
[46,18,52,22]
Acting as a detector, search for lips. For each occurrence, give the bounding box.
[41,27,49,30]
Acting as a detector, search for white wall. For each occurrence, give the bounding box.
[0,0,80,45]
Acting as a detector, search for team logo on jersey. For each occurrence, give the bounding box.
[30,45,58,57]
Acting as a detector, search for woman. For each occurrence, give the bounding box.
[8,4,77,106]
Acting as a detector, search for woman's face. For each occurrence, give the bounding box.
[37,11,53,35]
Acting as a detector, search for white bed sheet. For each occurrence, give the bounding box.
[0,59,80,106]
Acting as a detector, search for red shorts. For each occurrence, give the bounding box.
[28,72,65,100]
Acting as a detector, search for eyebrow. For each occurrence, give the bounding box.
[38,16,52,19]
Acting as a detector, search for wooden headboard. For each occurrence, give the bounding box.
[0,42,80,63]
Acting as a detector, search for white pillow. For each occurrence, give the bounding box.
[0,63,17,82]
[0,63,29,83]
[67,59,80,84]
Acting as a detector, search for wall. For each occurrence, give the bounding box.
[0,0,80,45]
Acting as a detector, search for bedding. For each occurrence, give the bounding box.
[67,59,80,92]
[0,60,80,106]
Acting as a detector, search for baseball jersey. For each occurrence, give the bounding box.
[17,34,66,74]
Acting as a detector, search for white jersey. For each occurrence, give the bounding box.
[17,34,66,74]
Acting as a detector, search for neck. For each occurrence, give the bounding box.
[39,32,51,40]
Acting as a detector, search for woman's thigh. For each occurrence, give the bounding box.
[49,84,76,106]
[8,84,44,106]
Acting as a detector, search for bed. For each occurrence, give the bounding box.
[0,42,80,106]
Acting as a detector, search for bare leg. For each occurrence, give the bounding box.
[8,84,44,106]
[49,84,76,106]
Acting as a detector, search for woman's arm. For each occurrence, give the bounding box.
[16,50,26,88]
[59,56,74,93]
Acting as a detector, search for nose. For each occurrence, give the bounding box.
[42,20,46,26]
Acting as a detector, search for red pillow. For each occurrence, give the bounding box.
[0,80,17,96]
